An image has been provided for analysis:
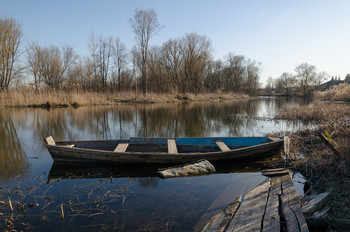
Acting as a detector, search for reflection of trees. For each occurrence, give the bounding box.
[0,111,28,182]
[135,101,261,137]
[7,97,312,151]
[138,103,207,137]
[12,102,262,140]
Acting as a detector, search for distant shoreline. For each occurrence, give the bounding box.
[0,89,250,109]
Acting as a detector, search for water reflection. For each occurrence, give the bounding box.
[1,97,312,181]
[0,97,315,231]
[0,111,28,182]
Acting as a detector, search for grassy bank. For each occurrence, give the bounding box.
[275,104,350,231]
[0,89,249,108]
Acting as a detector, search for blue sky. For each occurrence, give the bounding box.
[1,0,350,84]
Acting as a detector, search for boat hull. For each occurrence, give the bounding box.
[46,137,284,165]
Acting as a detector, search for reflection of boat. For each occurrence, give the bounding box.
[45,136,284,165]
[48,159,269,181]
[48,162,161,180]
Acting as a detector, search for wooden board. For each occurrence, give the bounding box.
[268,137,282,142]
[280,174,309,232]
[226,179,271,232]
[167,139,178,154]
[201,170,309,232]
[45,136,56,145]
[114,143,129,152]
[262,168,290,176]
[202,197,242,232]
[262,177,281,232]
[216,141,230,152]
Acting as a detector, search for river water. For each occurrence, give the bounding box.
[0,97,313,231]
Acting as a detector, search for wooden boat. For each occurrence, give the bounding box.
[45,136,284,165]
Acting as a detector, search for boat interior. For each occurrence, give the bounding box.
[55,137,277,153]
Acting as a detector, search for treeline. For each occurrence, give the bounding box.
[0,10,261,96]
[265,63,330,96]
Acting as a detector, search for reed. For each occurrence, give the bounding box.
[275,103,350,230]
[315,83,350,101]
[0,88,249,108]
[275,104,350,122]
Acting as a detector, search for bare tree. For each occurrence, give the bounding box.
[276,72,297,95]
[26,41,42,91]
[147,46,166,92]
[314,71,329,88]
[0,16,24,90]
[113,38,127,91]
[159,39,182,92]
[179,33,212,94]
[295,63,317,95]
[223,53,245,92]
[204,60,223,92]
[129,8,164,95]
[39,45,77,89]
[98,36,113,90]
[245,59,262,95]
[129,46,140,93]
[88,32,101,89]
[265,76,275,95]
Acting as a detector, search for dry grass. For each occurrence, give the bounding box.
[276,104,350,122]
[275,103,350,231]
[316,83,350,101]
[0,89,249,108]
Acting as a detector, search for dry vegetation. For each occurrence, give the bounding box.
[0,89,249,108]
[275,103,350,231]
[316,83,350,102]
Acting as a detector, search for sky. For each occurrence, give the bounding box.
[1,0,350,84]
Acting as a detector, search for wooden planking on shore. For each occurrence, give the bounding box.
[202,169,308,232]
[201,197,242,232]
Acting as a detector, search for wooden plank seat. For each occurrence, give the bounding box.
[45,136,56,145]
[216,141,230,152]
[114,143,129,152]
[167,139,178,154]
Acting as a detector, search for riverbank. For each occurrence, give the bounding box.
[274,103,350,231]
[0,89,249,108]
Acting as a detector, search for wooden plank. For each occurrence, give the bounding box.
[262,168,290,176]
[216,141,230,152]
[317,132,341,159]
[284,136,290,156]
[201,197,242,232]
[226,179,271,232]
[268,137,282,142]
[167,139,178,154]
[302,192,329,214]
[113,143,129,152]
[280,174,309,232]
[45,136,56,145]
[262,177,281,232]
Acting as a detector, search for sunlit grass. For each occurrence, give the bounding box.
[0,88,249,108]
[316,83,350,101]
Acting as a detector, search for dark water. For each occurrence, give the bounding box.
[0,97,313,231]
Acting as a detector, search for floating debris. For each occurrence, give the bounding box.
[158,160,216,178]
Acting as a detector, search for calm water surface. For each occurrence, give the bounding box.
[0,97,313,231]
